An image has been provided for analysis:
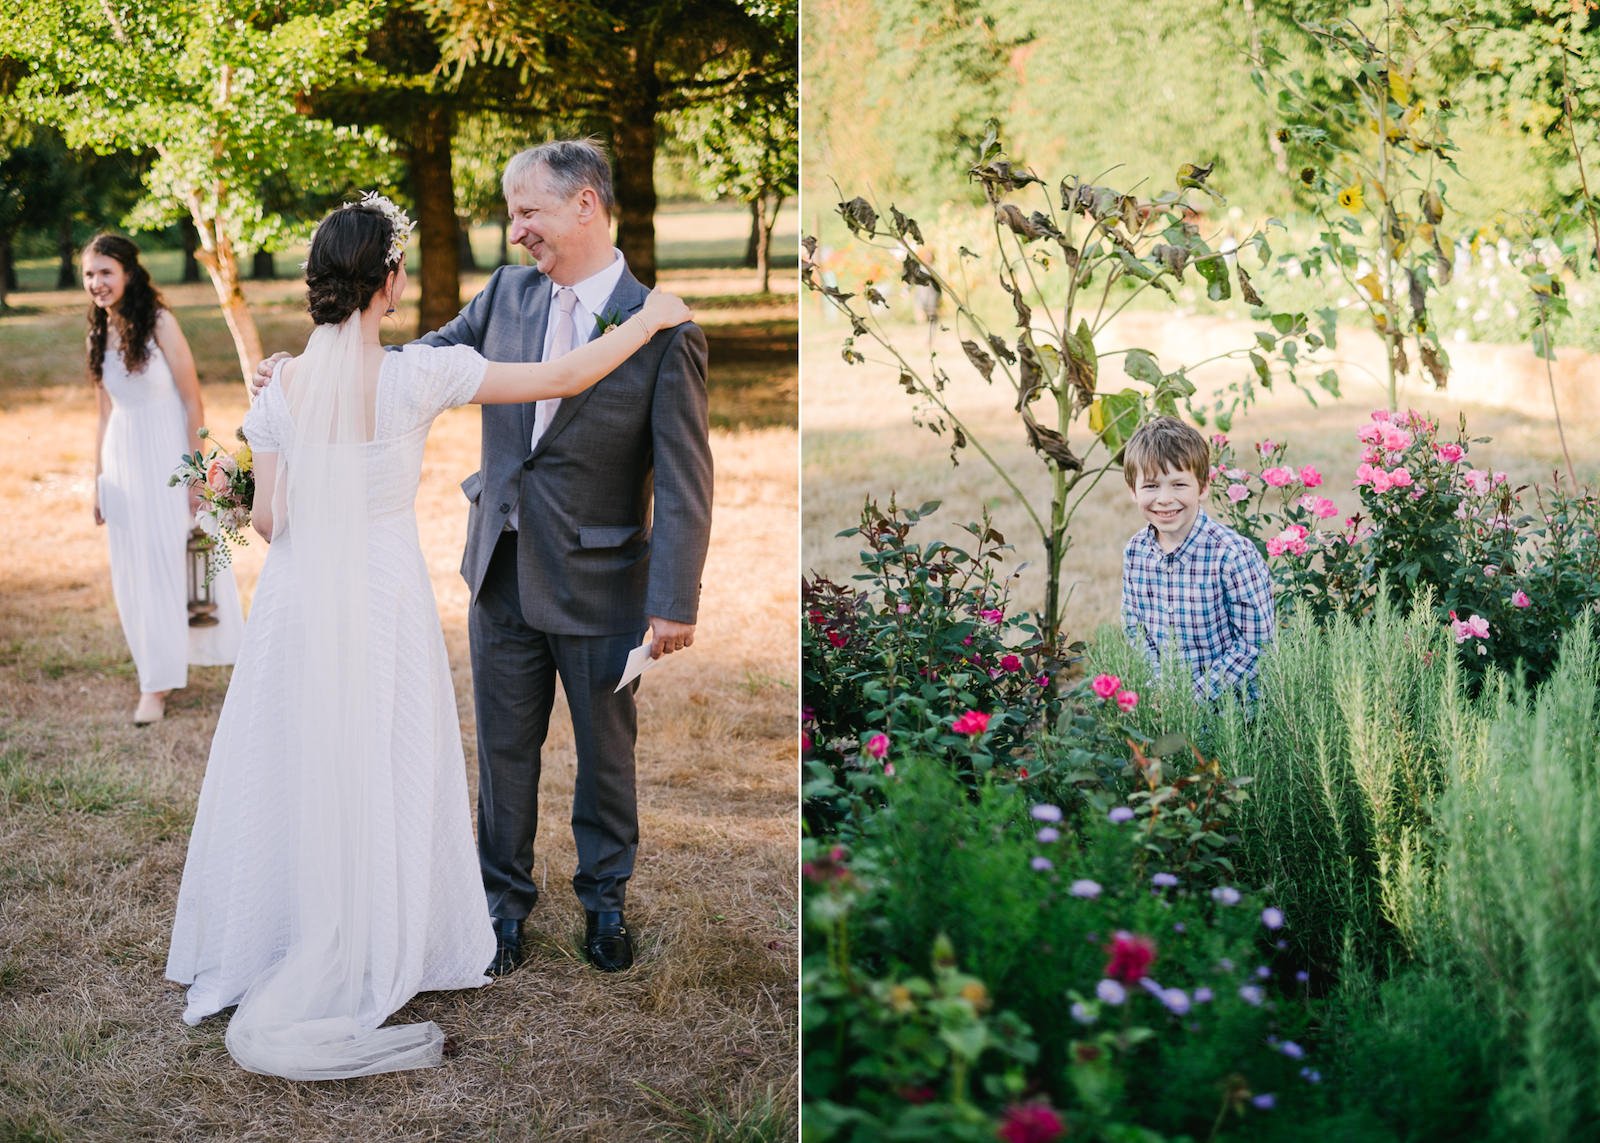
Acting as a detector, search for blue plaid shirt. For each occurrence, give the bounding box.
[1121,509,1276,700]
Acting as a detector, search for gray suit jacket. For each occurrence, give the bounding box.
[418,264,713,636]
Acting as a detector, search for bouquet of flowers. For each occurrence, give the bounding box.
[171,426,255,579]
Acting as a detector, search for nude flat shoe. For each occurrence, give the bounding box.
[133,692,166,726]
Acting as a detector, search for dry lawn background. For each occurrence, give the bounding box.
[0,207,799,1141]
[803,303,1600,638]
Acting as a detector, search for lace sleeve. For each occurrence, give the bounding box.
[389,344,489,432]
[241,379,290,453]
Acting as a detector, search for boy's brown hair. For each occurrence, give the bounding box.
[1122,415,1211,489]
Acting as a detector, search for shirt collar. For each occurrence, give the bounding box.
[560,248,627,320]
[1144,508,1214,563]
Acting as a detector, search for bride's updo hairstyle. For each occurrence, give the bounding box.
[304,203,395,326]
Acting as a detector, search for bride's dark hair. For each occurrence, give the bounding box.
[83,233,163,385]
[304,204,396,325]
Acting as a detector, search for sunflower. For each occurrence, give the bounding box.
[1338,182,1365,212]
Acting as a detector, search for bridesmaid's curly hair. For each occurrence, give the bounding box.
[83,234,164,385]
[304,205,395,326]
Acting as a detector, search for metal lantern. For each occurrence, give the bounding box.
[186,527,220,627]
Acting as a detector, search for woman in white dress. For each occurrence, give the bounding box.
[85,234,244,725]
[165,194,691,1080]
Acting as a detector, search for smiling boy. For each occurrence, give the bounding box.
[1120,416,1275,701]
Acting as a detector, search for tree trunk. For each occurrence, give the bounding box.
[497,219,509,266]
[756,192,783,294]
[744,199,760,268]
[190,209,264,394]
[181,219,203,283]
[611,85,660,287]
[0,234,11,309]
[408,104,461,336]
[57,216,76,289]
[457,215,478,272]
[251,249,275,280]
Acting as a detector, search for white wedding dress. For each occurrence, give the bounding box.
[98,335,242,690]
[166,339,496,1079]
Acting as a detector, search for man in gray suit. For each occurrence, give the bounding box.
[419,140,713,973]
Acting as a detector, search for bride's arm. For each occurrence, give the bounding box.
[251,451,278,542]
[471,289,692,406]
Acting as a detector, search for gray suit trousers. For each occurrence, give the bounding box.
[473,532,642,917]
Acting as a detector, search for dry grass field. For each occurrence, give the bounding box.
[0,210,798,1141]
[803,302,1599,641]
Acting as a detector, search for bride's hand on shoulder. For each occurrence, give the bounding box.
[639,290,692,336]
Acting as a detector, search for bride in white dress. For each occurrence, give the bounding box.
[165,194,691,1080]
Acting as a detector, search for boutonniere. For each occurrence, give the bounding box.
[594,308,627,336]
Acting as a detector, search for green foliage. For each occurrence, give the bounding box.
[1422,616,1600,1142]
[802,759,1328,1142]
[1210,410,1600,690]
[1090,596,1466,975]
[1257,3,1465,407]
[805,125,1321,640]
[0,1,392,251]
[801,498,1058,835]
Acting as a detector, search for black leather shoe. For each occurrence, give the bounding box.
[488,916,526,976]
[584,910,634,973]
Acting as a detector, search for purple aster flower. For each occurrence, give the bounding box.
[1030,856,1054,872]
[1211,886,1242,906]
[1279,1040,1305,1060]
[1261,906,1285,930]
[1295,970,1310,984]
[1193,987,1213,1004]
[1218,958,1235,972]
[1139,976,1165,997]
[1107,806,1135,824]
[1252,1094,1276,1110]
[1069,878,1102,899]
[1030,804,1063,823]
[1160,988,1191,1015]
[1151,872,1179,888]
[1255,965,1272,979]
[1300,1067,1322,1084]
[1172,922,1186,933]
[1096,978,1126,1005]
[1239,984,1265,1006]
[1035,826,1060,844]
[1070,1001,1096,1025]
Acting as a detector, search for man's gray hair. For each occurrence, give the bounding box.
[503,138,616,218]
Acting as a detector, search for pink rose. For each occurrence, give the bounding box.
[1300,465,1323,488]
[1262,466,1294,487]
[1371,409,1391,422]
[1115,689,1139,713]
[1265,536,1286,557]
[1226,483,1250,503]
[801,730,811,753]
[1211,433,1229,447]
[205,458,231,493]
[864,732,890,759]
[951,710,990,736]
[1450,614,1491,643]
[979,608,1004,624]
[1435,443,1465,464]
[1464,469,1491,495]
[1357,424,1382,445]
[1379,425,1414,451]
[1388,467,1413,487]
[1511,590,1531,608]
[1000,653,1023,673]
[1299,495,1338,518]
[1257,439,1277,455]
[1090,673,1121,700]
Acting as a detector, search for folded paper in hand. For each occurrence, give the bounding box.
[615,632,664,693]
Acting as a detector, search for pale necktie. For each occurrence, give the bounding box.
[532,286,578,448]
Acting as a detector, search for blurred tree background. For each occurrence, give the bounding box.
[0,0,797,378]
[803,0,1600,238]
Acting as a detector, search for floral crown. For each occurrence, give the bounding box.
[344,191,413,267]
